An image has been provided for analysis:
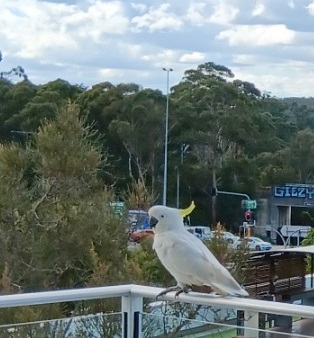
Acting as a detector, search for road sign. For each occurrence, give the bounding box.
[110,202,125,215]
[245,200,257,210]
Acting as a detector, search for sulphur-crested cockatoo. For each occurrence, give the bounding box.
[149,202,248,298]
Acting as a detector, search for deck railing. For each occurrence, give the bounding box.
[0,284,314,337]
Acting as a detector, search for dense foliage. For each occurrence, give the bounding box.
[1,60,314,324]
[1,62,314,228]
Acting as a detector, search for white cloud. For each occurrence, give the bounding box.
[63,1,130,39]
[1,3,77,58]
[141,49,179,67]
[232,54,256,65]
[131,3,147,13]
[0,0,129,59]
[1,0,314,97]
[118,42,144,58]
[306,2,314,15]
[234,60,314,97]
[179,52,205,63]
[131,4,183,32]
[217,24,296,46]
[209,2,239,25]
[252,2,265,16]
[185,2,207,26]
[99,68,123,77]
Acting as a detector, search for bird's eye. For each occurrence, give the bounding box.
[161,214,165,218]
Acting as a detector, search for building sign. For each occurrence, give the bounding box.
[273,185,314,199]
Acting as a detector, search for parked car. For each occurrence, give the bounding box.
[211,231,237,244]
[185,226,212,240]
[130,229,154,242]
[235,236,272,251]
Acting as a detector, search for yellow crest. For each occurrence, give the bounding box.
[180,201,196,217]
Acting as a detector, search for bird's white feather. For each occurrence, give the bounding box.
[149,205,248,297]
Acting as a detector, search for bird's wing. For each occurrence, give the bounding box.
[154,230,247,296]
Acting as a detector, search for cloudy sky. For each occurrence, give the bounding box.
[1,0,314,97]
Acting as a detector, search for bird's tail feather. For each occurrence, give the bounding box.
[208,282,249,297]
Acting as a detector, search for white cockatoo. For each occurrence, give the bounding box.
[149,202,249,298]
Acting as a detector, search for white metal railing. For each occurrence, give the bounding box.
[0,284,314,337]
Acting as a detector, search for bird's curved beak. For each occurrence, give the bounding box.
[149,216,158,228]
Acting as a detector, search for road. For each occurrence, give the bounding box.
[271,245,285,251]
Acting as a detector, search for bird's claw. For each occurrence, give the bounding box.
[155,286,181,300]
[156,286,190,300]
[174,289,184,297]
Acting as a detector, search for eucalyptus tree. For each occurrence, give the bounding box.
[0,80,37,141]
[4,79,84,135]
[288,102,314,131]
[170,62,262,225]
[109,88,165,198]
[0,50,27,81]
[76,82,147,192]
[260,128,314,186]
[0,78,14,139]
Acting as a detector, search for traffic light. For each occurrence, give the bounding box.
[245,211,252,222]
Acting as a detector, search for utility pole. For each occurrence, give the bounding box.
[211,169,217,228]
[176,144,189,208]
[162,68,173,205]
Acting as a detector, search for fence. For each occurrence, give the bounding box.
[0,284,314,337]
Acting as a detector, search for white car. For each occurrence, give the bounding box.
[235,236,272,251]
[211,231,237,244]
[185,226,212,240]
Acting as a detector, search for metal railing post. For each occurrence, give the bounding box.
[284,227,310,248]
[122,294,143,338]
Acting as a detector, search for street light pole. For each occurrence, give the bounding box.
[162,67,173,206]
[176,144,189,208]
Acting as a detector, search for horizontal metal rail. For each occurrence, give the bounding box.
[0,285,132,308]
[0,284,314,320]
[131,285,314,318]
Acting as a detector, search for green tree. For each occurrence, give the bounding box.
[76,82,141,192]
[0,103,128,299]
[170,62,261,225]
[4,79,84,134]
[0,80,37,141]
[0,50,27,81]
[286,101,314,131]
[109,88,165,196]
[76,84,166,198]
[260,129,314,185]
